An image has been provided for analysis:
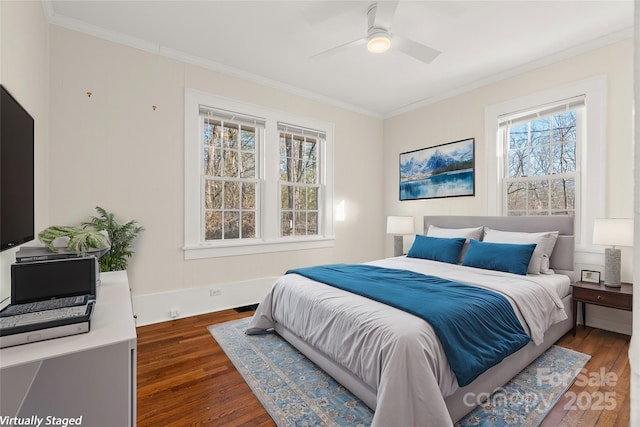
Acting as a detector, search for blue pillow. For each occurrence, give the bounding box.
[406,235,465,264]
[462,240,537,275]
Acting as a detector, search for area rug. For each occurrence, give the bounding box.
[208,318,590,427]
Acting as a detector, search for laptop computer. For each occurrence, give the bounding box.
[0,256,98,348]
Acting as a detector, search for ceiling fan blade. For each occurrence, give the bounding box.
[370,1,399,30]
[310,37,366,60]
[392,34,441,64]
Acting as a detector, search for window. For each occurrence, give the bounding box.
[279,124,323,237]
[184,89,334,259]
[202,108,263,241]
[485,77,607,249]
[500,97,583,218]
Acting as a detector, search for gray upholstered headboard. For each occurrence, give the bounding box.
[423,215,575,281]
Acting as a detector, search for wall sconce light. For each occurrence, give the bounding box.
[386,216,414,256]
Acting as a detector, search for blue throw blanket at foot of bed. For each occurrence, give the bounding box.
[286,264,531,386]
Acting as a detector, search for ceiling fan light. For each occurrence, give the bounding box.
[367,34,391,53]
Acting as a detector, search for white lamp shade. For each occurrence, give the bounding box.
[386,216,414,235]
[593,218,633,247]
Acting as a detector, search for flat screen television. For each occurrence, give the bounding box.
[1,84,35,252]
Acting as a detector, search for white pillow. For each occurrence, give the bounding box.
[427,225,483,263]
[482,228,559,275]
[540,232,559,274]
[540,255,554,275]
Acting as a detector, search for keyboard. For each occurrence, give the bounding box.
[0,305,89,330]
[0,296,87,317]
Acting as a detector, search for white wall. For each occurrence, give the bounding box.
[4,0,636,416]
[3,4,635,334]
[383,39,634,334]
[630,3,639,424]
[47,26,385,323]
[0,1,49,304]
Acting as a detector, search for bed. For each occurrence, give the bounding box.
[247,215,575,426]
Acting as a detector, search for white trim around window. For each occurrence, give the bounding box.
[485,76,607,252]
[184,89,335,259]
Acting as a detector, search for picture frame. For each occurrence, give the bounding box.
[581,270,601,284]
[399,138,475,201]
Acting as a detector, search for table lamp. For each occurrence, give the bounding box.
[592,218,633,287]
[386,216,414,256]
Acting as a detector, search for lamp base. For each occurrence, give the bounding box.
[393,235,404,257]
[603,247,622,288]
[603,282,622,288]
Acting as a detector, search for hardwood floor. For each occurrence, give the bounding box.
[541,327,631,427]
[136,309,271,427]
[137,309,630,427]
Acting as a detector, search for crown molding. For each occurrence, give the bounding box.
[40,1,632,120]
[41,0,382,119]
[159,46,383,119]
[384,27,633,119]
[41,0,54,21]
[44,3,160,54]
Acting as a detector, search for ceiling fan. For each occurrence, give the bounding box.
[310,1,441,65]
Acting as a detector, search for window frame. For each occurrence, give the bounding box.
[501,105,582,218]
[485,76,607,250]
[184,89,335,259]
[201,113,263,243]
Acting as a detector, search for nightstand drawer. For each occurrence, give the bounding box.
[573,287,632,310]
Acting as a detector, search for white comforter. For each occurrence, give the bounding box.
[246,257,569,427]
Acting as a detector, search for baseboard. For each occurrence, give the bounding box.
[574,251,632,335]
[131,276,279,326]
[131,273,633,336]
[577,303,632,335]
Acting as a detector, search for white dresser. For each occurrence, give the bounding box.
[0,271,137,426]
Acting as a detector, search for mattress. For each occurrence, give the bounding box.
[379,256,572,299]
[247,256,570,427]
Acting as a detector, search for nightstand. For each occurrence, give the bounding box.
[572,281,633,336]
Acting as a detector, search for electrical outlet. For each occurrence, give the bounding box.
[170,309,179,318]
[210,289,222,297]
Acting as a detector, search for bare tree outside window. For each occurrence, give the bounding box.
[505,111,576,217]
[203,117,258,241]
[279,130,320,237]
[186,91,334,258]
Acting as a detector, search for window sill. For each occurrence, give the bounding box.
[183,237,335,259]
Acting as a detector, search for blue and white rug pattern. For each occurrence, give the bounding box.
[456,345,591,427]
[209,318,590,427]
[210,318,372,426]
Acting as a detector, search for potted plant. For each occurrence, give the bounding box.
[83,206,144,272]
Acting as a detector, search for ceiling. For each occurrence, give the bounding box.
[45,1,634,117]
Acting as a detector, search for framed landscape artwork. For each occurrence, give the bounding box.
[400,138,475,201]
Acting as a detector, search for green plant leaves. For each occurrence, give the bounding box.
[38,225,109,254]
[82,206,144,272]
[38,207,143,273]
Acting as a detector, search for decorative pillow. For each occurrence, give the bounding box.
[540,232,559,274]
[540,256,554,275]
[482,228,559,275]
[406,235,466,264]
[462,240,537,276]
[426,225,483,263]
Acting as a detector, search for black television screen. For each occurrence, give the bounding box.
[1,85,35,252]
